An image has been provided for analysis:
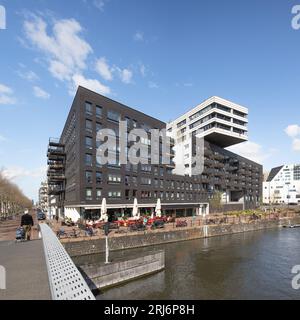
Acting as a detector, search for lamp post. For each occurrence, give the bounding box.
[104,222,110,264]
[287,182,290,210]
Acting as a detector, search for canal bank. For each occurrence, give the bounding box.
[62,216,300,257]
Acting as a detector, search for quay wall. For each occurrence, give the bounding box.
[63,217,300,257]
[79,250,164,290]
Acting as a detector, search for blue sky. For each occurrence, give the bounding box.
[0,0,300,201]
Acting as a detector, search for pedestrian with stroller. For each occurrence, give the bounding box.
[21,209,34,241]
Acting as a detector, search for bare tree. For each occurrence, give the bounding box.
[0,171,32,220]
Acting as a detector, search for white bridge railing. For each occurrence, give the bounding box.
[40,223,95,300]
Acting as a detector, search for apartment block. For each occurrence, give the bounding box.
[263,164,300,205]
[47,87,262,221]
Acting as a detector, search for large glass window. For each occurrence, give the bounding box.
[96,189,102,200]
[86,188,92,200]
[85,171,92,184]
[85,136,93,149]
[85,102,92,115]
[108,174,121,183]
[107,110,120,122]
[141,177,151,185]
[96,172,102,184]
[85,154,92,166]
[108,191,121,198]
[86,119,93,132]
[96,105,102,117]
[96,122,102,133]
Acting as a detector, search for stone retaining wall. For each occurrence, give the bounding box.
[79,250,164,290]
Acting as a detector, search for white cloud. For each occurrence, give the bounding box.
[95,57,113,81]
[285,124,300,138]
[292,138,300,151]
[24,15,92,81]
[133,31,144,42]
[0,135,7,142]
[227,141,275,165]
[17,69,39,82]
[285,124,300,152]
[183,83,193,87]
[72,74,111,95]
[0,84,16,105]
[114,67,133,84]
[93,0,106,11]
[33,86,50,99]
[148,81,158,89]
[140,64,146,77]
[1,166,47,180]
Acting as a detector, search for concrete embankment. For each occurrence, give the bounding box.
[79,250,164,291]
[62,217,300,258]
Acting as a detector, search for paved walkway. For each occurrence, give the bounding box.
[0,212,51,300]
[0,239,51,300]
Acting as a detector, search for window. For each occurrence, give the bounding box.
[96,189,102,200]
[125,116,131,127]
[107,110,120,122]
[96,122,102,133]
[86,119,92,132]
[160,167,164,176]
[85,136,93,149]
[96,172,102,184]
[160,180,164,188]
[141,191,151,198]
[108,174,121,183]
[177,119,186,128]
[96,105,102,117]
[132,176,137,185]
[125,175,130,185]
[85,154,92,166]
[85,102,92,115]
[108,191,121,198]
[86,188,92,200]
[141,177,151,185]
[141,164,151,172]
[85,171,92,184]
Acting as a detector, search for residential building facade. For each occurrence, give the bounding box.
[38,181,48,213]
[263,164,300,205]
[47,86,263,221]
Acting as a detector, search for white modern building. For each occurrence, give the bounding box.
[167,96,248,176]
[263,164,300,205]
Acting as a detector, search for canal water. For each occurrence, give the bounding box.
[75,228,300,300]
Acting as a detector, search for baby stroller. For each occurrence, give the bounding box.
[16,226,25,242]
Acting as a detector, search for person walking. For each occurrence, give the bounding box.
[21,209,34,241]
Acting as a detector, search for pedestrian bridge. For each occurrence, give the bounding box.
[0,223,95,300]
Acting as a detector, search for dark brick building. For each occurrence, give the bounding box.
[47,86,262,221]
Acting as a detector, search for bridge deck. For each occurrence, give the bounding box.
[0,239,51,300]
